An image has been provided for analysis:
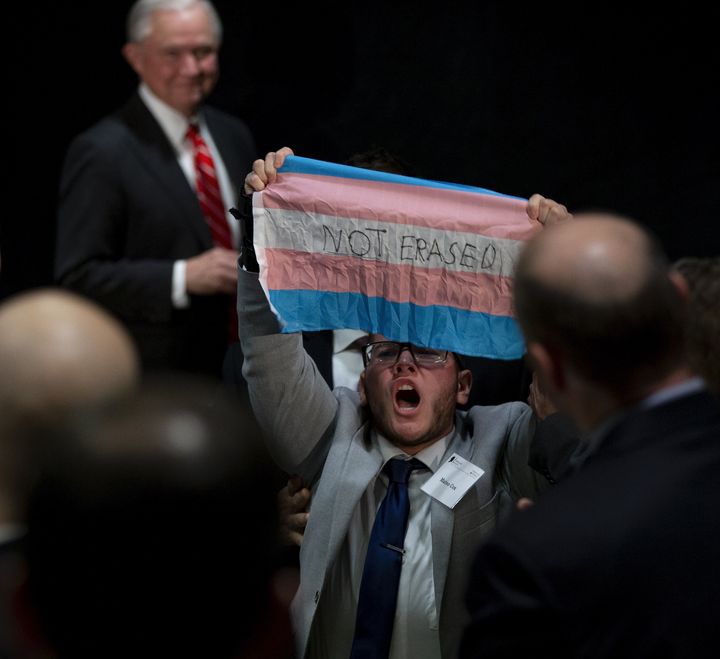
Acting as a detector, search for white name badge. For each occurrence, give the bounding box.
[421,453,484,509]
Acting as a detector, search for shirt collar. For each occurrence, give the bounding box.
[374,428,453,473]
[333,329,369,355]
[138,83,202,152]
[639,375,706,410]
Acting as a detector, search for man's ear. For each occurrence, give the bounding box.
[455,368,472,406]
[358,370,367,406]
[527,341,565,392]
[122,42,143,76]
[669,269,690,302]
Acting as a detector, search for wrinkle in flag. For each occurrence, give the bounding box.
[253,155,541,359]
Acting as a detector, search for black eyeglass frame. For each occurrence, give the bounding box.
[362,341,450,367]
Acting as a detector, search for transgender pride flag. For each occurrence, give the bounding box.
[252,155,541,359]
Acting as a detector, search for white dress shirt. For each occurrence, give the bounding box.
[308,430,451,659]
[332,329,369,391]
[138,84,239,308]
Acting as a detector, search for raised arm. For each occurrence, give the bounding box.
[236,148,338,479]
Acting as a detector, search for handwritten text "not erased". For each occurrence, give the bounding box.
[322,225,498,271]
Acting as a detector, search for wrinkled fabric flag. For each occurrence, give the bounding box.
[253,155,541,359]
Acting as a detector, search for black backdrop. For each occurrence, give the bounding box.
[4,1,718,300]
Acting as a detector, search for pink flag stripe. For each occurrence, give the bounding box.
[260,172,535,240]
[261,248,515,317]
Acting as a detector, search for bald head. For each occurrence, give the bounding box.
[513,214,686,394]
[519,213,654,303]
[0,289,139,419]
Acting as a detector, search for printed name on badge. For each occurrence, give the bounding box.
[420,453,484,509]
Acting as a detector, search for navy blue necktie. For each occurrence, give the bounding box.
[350,457,427,659]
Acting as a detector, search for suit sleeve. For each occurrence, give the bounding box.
[237,268,338,476]
[528,413,583,484]
[495,403,552,499]
[54,132,175,322]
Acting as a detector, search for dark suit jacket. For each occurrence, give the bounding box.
[0,534,25,659]
[55,92,255,377]
[528,411,583,484]
[460,389,720,658]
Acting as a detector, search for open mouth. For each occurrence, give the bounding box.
[395,384,421,409]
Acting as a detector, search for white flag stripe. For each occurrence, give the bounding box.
[253,206,522,277]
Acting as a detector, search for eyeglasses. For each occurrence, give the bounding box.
[362,341,449,367]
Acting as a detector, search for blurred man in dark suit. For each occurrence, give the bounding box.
[21,375,294,659]
[55,0,256,378]
[0,288,140,659]
[460,214,720,658]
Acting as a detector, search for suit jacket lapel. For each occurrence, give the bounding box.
[429,420,470,612]
[325,424,384,561]
[431,414,499,612]
[206,108,246,202]
[119,93,214,250]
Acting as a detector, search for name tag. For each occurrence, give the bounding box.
[421,453,484,509]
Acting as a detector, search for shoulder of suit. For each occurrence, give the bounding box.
[465,400,531,422]
[66,113,137,158]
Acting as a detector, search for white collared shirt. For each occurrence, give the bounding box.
[138,84,239,308]
[640,376,705,409]
[308,430,451,659]
[332,329,368,391]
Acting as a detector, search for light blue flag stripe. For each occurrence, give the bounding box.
[278,155,524,199]
[268,289,526,360]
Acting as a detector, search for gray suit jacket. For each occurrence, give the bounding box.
[237,270,548,658]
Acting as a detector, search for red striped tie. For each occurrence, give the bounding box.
[186,123,233,249]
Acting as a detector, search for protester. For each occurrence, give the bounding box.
[21,375,293,659]
[238,146,572,659]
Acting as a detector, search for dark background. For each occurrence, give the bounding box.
[3,2,718,300]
